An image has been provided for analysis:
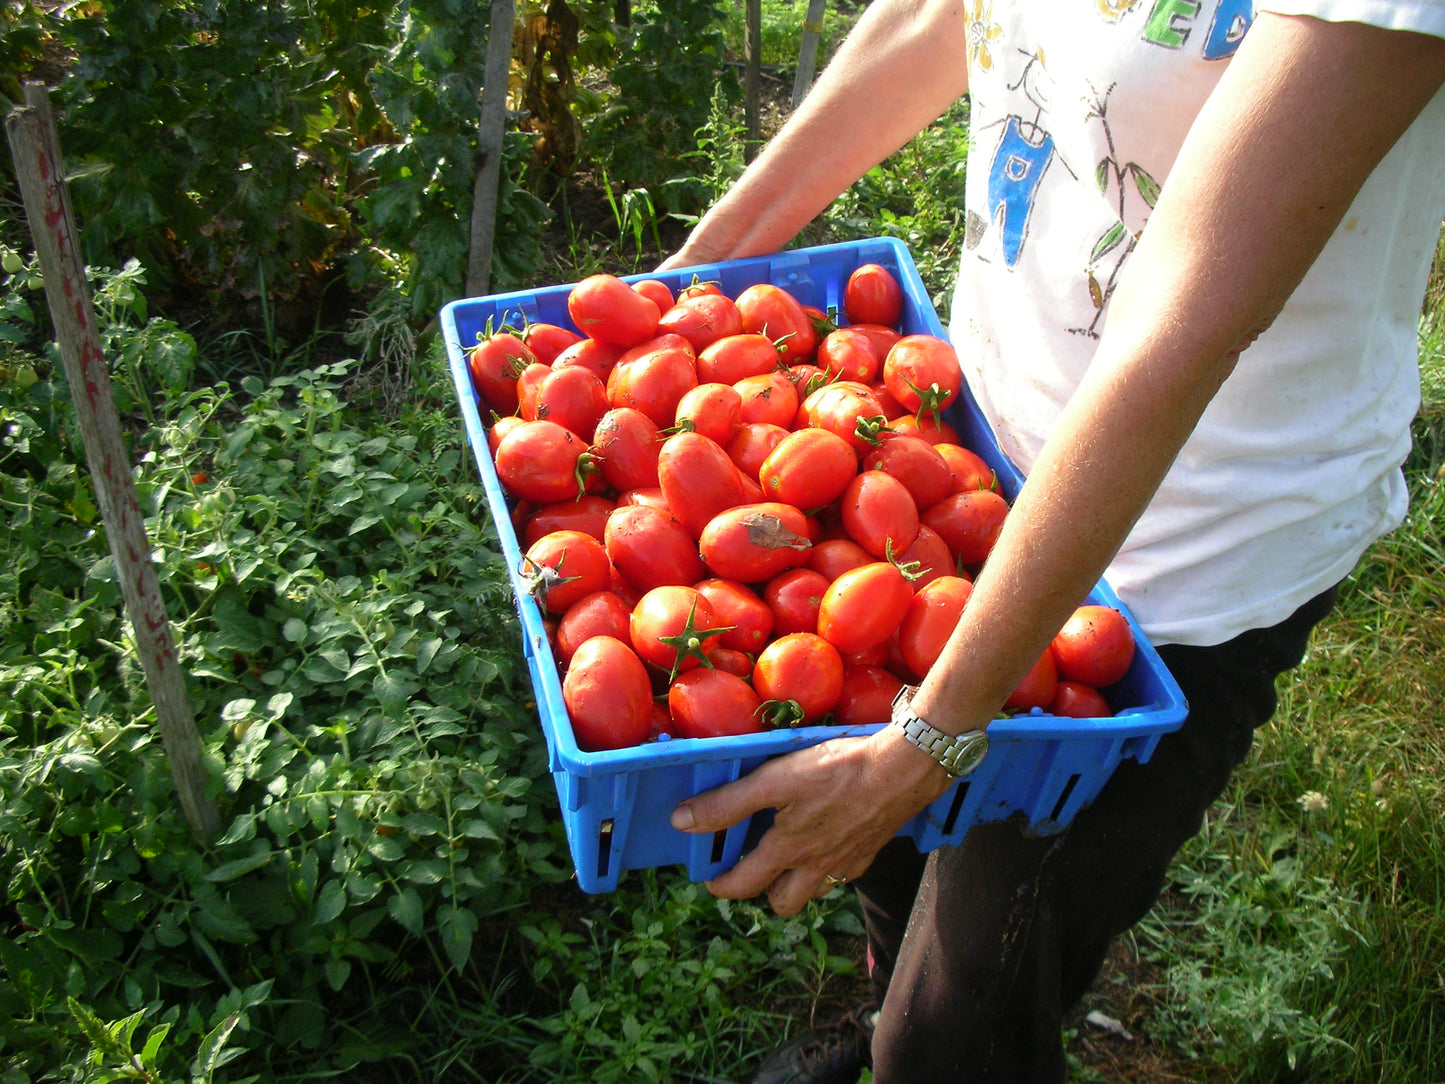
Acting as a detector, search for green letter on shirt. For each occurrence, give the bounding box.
[1144,0,1200,49]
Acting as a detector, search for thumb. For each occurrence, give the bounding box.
[670,766,779,833]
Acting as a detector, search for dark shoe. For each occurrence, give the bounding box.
[748,1005,877,1084]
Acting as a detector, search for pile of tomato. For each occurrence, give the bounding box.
[469,263,1136,752]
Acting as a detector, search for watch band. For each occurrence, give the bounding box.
[889,685,990,778]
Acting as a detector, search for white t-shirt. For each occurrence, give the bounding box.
[950,0,1445,646]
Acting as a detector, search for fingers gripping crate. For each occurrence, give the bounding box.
[443,237,1188,894]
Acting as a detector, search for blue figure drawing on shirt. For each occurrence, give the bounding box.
[966,47,1060,268]
[987,117,1055,269]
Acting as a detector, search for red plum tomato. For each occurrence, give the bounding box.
[753,632,845,725]
[1050,605,1136,687]
[843,263,905,328]
[604,503,705,592]
[522,530,612,614]
[555,591,633,664]
[567,273,661,348]
[668,668,767,739]
[562,636,653,751]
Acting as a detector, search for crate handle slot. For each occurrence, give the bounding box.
[709,829,729,866]
[941,781,972,836]
[596,818,614,883]
[1048,775,1081,824]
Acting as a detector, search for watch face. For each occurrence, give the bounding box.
[940,732,989,776]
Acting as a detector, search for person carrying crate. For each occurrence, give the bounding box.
[661,1,1445,1081]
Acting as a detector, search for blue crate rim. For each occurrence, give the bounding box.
[442,237,1188,781]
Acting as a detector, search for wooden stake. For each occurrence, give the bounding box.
[791,0,828,111]
[467,0,518,298]
[6,83,219,842]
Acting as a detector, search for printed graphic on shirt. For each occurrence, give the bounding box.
[1080,82,1159,336]
[965,47,1070,271]
[1142,0,1251,57]
[964,0,1253,335]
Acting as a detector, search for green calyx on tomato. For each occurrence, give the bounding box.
[851,413,890,447]
[657,598,736,683]
[756,698,816,729]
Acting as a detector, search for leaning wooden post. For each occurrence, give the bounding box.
[7,84,220,842]
[467,0,518,298]
[790,0,827,111]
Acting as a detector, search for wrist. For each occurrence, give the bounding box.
[889,684,992,780]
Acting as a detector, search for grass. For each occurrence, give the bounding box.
[1128,306,1445,1082]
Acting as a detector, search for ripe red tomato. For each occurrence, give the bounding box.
[1003,649,1058,713]
[604,503,705,591]
[674,382,743,445]
[696,332,781,384]
[859,432,954,511]
[835,665,905,728]
[562,636,654,751]
[936,442,998,494]
[735,283,818,364]
[888,412,964,446]
[522,530,612,614]
[841,470,920,559]
[694,578,776,655]
[494,419,589,504]
[758,428,859,511]
[615,486,669,510]
[617,332,696,367]
[468,331,537,415]
[591,407,662,492]
[668,668,766,739]
[709,646,756,678]
[815,327,881,384]
[630,585,727,676]
[844,263,905,328]
[631,277,675,314]
[657,431,752,538]
[677,277,723,300]
[895,523,958,591]
[528,364,610,441]
[801,382,889,450]
[727,421,790,480]
[753,632,845,726]
[487,414,525,458]
[1050,681,1114,719]
[606,345,699,428]
[657,291,745,354]
[551,336,621,382]
[849,322,902,362]
[883,335,963,418]
[555,590,633,664]
[764,567,831,635]
[920,489,1010,567]
[522,494,614,547]
[521,321,584,365]
[734,370,800,429]
[896,575,974,681]
[1050,605,1136,687]
[806,537,875,582]
[817,561,914,655]
[699,502,814,584]
[568,273,662,348]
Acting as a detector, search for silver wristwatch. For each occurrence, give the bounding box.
[889,685,990,778]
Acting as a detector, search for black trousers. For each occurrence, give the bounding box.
[854,585,1340,1083]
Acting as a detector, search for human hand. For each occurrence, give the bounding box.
[669,725,952,915]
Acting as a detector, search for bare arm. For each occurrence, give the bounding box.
[659,0,970,268]
[672,12,1445,916]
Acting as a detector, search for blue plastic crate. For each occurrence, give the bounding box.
[441,237,1188,894]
